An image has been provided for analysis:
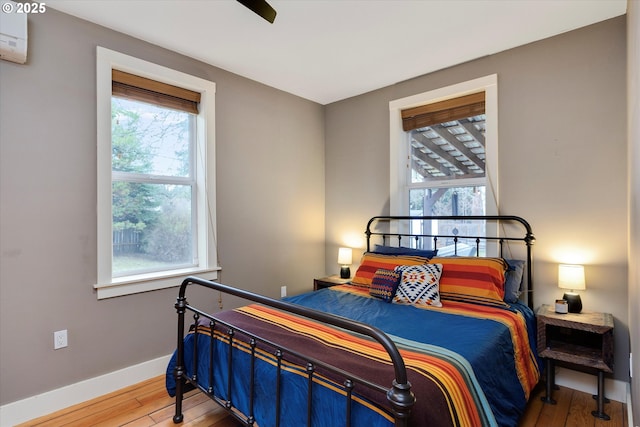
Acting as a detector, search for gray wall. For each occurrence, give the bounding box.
[325,16,631,382]
[627,0,639,421]
[0,10,325,404]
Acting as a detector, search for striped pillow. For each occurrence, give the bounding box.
[429,257,508,304]
[351,253,431,288]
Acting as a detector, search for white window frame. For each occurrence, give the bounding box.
[389,75,499,243]
[95,47,218,299]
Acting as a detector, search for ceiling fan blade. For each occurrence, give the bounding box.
[237,0,277,23]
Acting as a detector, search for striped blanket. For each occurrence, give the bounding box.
[166,285,539,427]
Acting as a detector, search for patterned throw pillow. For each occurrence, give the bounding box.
[393,264,443,307]
[369,269,401,302]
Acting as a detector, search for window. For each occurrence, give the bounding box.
[389,75,498,255]
[95,47,218,299]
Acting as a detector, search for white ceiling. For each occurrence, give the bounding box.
[47,0,627,105]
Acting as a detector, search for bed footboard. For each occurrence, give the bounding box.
[172,276,415,427]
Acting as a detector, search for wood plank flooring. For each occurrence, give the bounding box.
[18,375,627,427]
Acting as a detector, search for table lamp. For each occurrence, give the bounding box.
[338,247,352,279]
[558,264,585,313]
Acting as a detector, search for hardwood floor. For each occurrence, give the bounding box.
[17,375,627,427]
[524,384,627,427]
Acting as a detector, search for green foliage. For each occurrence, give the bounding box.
[111,97,195,268]
[111,106,154,173]
[111,101,161,234]
[142,191,192,263]
[112,181,159,230]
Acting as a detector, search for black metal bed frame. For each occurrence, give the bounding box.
[172,215,535,426]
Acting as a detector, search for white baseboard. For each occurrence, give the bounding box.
[0,354,172,427]
[554,366,628,403]
[627,383,636,427]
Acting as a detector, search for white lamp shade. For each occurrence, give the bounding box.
[337,247,352,265]
[558,264,586,290]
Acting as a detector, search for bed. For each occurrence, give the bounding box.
[166,215,540,427]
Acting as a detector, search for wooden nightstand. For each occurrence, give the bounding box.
[313,275,350,290]
[536,304,614,419]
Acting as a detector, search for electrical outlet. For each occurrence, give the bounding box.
[54,329,68,350]
[280,285,287,298]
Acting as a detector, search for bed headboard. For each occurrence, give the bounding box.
[365,215,535,309]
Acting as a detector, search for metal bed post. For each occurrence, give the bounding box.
[172,295,187,423]
[524,229,536,309]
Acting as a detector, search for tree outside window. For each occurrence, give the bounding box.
[111,98,195,276]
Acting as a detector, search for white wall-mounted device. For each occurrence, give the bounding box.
[0,1,28,64]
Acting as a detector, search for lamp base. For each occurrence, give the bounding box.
[563,292,582,313]
[340,266,351,279]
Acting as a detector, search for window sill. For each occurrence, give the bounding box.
[94,266,221,299]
